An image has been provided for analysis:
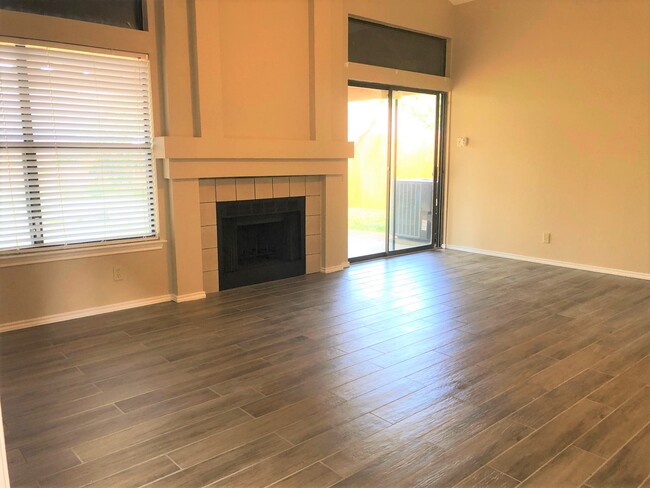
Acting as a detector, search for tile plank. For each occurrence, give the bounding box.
[575,387,650,458]
[269,462,342,488]
[518,446,604,488]
[146,434,292,487]
[490,399,612,481]
[454,466,519,488]
[511,369,612,429]
[586,423,650,488]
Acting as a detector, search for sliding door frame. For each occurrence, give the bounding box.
[348,81,447,262]
[432,91,447,248]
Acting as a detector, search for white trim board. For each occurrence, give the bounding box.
[446,245,650,281]
[0,294,173,333]
[0,239,165,269]
[321,262,350,274]
[171,292,207,303]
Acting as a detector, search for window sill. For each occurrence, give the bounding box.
[0,239,166,268]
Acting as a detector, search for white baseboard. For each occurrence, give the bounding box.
[0,295,173,333]
[446,245,650,281]
[320,262,349,274]
[171,291,207,303]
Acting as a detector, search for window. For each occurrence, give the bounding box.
[348,18,447,77]
[0,41,156,253]
[0,0,145,30]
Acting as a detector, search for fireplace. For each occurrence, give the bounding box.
[217,197,306,290]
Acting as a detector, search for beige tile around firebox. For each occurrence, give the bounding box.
[216,178,237,202]
[305,215,320,236]
[272,177,290,197]
[236,178,255,201]
[201,175,323,293]
[306,175,321,196]
[255,177,273,199]
[306,235,321,256]
[199,202,216,226]
[200,225,217,250]
[306,195,321,216]
[203,270,219,293]
[199,179,216,203]
[306,253,321,274]
[201,248,218,272]
[289,176,306,196]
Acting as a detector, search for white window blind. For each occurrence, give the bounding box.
[0,41,156,252]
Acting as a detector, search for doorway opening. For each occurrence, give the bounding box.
[347,84,447,261]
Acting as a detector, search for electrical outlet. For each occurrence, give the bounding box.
[113,266,124,281]
[543,233,551,244]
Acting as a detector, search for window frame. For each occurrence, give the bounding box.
[0,36,161,263]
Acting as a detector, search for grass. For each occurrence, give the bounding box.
[348,207,386,233]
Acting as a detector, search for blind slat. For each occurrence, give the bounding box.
[0,47,147,68]
[0,77,150,95]
[0,117,150,127]
[0,100,151,114]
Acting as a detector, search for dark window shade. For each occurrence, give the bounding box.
[0,0,144,30]
[348,18,446,77]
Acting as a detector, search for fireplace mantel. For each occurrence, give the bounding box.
[161,159,346,180]
[154,136,352,180]
[154,136,353,161]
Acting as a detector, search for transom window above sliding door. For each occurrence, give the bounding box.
[348,18,447,77]
[0,41,157,253]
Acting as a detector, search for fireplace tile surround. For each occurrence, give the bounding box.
[199,176,323,293]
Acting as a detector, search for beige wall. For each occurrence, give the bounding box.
[158,0,350,148]
[0,0,355,328]
[218,0,311,140]
[447,0,650,274]
[0,3,172,328]
[4,0,647,328]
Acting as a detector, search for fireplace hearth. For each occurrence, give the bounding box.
[217,197,306,290]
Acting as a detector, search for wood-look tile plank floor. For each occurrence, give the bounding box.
[1,250,649,487]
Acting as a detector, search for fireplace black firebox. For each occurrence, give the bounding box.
[216,197,306,290]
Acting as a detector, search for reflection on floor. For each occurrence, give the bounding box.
[348,229,429,259]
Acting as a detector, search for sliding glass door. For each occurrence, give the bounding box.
[348,84,445,260]
[348,86,390,258]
